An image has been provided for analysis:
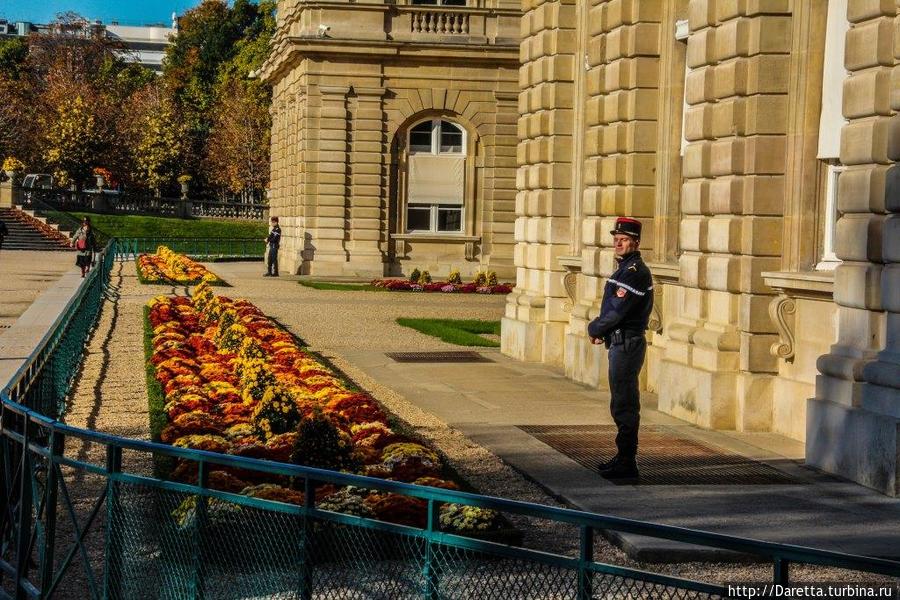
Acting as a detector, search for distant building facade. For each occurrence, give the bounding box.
[0,18,174,73]
[258,0,521,278]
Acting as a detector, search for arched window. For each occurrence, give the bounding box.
[405,119,466,233]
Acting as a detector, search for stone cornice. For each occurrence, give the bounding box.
[646,261,681,283]
[319,85,351,96]
[761,270,834,300]
[260,37,518,85]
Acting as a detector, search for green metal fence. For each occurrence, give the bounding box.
[1,243,899,599]
[114,238,265,261]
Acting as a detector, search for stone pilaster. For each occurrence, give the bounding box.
[808,1,899,495]
[501,0,576,366]
[480,90,520,275]
[566,0,664,387]
[304,85,351,275]
[657,0,791,431]
[345,86,387,276]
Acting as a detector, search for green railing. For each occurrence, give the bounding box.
[114,238,265,261]
[1,243,899,599]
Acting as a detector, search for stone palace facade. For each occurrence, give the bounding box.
[262,0,900,496]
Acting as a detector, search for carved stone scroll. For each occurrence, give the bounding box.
[562,271,577,313]
[648,278,663,334]
[769,294,797,361]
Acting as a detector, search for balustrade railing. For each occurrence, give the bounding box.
[17,187,268,221]
[411,10,470,34]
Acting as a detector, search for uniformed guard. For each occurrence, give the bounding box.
[587,217,653,481]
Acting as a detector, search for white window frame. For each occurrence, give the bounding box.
[675,19,690,157]
[816,163,845,271]
[405,118,466,234]
[408,118,466,157]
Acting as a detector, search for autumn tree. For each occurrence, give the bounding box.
[42,93,105,187]
[164,0,273,195]
[204,80,270,199]
[132,94,187,195]
[11,13,157,184]
[203,0,274,200]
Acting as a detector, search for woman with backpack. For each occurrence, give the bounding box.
[72,217,97,277]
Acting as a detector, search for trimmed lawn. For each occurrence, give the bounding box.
[396,318,501,347]
[47,210,267,239]
[298,280,383,291]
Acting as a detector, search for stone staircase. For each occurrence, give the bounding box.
[0,207,73,251]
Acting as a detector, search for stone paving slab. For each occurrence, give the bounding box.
[205,261,900,562]
[0,250,75,329]
[0,262,82,385]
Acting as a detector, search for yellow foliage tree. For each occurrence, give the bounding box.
[134,98,187,195]
[42,95,101,187]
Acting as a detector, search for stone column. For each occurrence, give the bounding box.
[307,85,351,275]
[501,0,576,366]
[807,2,899,495]
[345,86,387,276]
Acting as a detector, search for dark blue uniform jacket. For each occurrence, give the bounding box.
[266,225,282,249]
[587,251,653,343]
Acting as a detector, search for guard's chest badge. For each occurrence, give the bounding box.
[616,288,627,298]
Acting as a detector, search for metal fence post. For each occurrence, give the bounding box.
[774,556,790,585]
[104,445,123,600]
[577,525,594,600]
[14,417,33,600]
[39,431,63,596]
[423,499,439,600]
[299,477,315,600]
[193,460,208,600]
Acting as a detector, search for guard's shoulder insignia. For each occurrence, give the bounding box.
[628,264,638,272]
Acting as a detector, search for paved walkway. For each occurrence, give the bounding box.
[210,260,900,561]
[0,250,74,330]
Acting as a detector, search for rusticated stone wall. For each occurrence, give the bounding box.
[807,0,899,496]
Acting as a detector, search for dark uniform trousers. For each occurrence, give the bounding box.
[608,334,646,458]
[587,250,653,462]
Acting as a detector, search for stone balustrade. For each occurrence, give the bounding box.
[410,10,470,35]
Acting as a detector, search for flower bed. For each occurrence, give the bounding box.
[371,280,512,294]
[145,282,503,534]
[137,246,226,286]
[372,268,512,294]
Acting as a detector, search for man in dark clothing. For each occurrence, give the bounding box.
[587,217,653,481]
[264,216,281,277]
[0,220,7,250]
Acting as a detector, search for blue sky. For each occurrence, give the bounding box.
[0,1,207,26]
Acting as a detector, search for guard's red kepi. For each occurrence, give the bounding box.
[610,217,642,240]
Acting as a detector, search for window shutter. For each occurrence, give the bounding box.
[407,155,465,205]
[817,0,849,159]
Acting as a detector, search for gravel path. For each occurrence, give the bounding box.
[53,262,168,599]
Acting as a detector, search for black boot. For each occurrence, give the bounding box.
[597,455,620,472]
[600,456,639,481]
